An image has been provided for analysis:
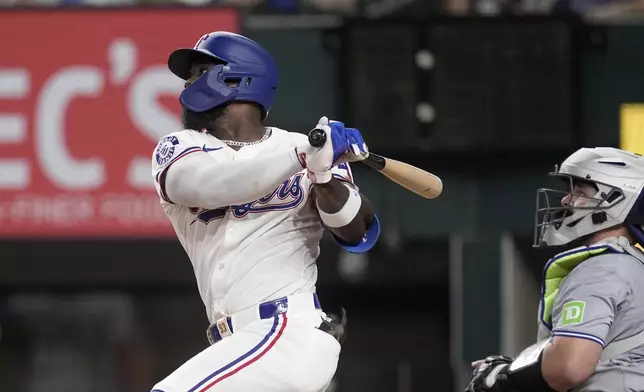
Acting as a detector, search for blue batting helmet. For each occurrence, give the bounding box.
[168,32,278,119]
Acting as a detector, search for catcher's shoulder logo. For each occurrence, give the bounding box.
[155,136,180,165]
[560,300,586,326]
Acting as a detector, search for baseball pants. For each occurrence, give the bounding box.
[151,293,340,392]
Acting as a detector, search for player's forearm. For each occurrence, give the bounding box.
[314,179,374,244]
[165,148,304,208]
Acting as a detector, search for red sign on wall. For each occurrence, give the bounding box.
[0,9,239,238]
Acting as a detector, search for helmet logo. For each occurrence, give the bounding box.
[194,34,210,49]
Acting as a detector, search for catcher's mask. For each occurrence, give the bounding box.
[533,165,625,248]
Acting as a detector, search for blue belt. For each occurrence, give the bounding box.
[207,293,321,344]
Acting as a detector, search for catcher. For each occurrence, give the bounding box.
[468,147,644,392]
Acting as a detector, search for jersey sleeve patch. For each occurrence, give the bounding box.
[560,301,586,326]
[155,135,180,166]
[153,132,203,172]
[151,131,204,203]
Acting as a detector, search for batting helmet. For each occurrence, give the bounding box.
[168,32,278,119]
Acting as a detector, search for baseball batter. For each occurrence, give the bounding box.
[149,32,380,392]
[467,147,644,392]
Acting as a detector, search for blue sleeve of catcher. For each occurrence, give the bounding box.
[331,214,380,254]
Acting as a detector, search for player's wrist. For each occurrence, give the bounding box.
[308,169,332,184]
[485,364,511,392]
[296,143,334,176]
[500,350,557,392]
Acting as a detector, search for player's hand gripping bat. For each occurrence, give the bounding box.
[308,129,443,199]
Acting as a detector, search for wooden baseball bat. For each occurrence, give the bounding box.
[308,129,443,200]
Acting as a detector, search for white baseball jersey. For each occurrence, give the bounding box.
[151,127,360,323]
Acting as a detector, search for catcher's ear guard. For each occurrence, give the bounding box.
[318,307,347,344]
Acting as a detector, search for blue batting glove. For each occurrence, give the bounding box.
[344,127,368,157]
[327,120,351,163]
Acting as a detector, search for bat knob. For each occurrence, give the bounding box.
[308,129,327,147]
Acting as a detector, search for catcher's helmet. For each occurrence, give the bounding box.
[534,147,644,248]
[168,32,278,119]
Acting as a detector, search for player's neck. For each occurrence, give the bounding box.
[211,106,265,143]
[212,118,266,143]
[587,226,633,246]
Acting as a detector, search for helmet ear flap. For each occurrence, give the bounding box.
[180,65,236,113]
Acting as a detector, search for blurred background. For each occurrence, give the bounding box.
[2,0,644,390]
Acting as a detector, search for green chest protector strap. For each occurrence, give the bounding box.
[538,239,644,361]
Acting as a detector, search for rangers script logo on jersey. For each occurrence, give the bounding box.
[188,173,307,224]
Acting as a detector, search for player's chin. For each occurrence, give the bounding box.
[181,106,226,132]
